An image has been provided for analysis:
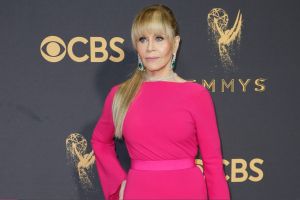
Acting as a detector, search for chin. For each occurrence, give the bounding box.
[146,67,164,72]
[145,64,166,71]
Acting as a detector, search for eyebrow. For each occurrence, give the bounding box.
[140,33,166,37]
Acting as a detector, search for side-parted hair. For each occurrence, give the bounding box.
[112,4,180,139]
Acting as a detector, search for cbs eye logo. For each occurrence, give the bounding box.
[40,35,124,63]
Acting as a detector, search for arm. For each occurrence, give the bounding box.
[191,86,230,200]
[90,85,127,200]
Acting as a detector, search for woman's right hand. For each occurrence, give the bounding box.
[119,179,127,200]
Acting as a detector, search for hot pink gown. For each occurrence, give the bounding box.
[91,81,230,200]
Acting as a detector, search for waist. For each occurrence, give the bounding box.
[130,158,196,171]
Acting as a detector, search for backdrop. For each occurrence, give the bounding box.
[0,0,299,200]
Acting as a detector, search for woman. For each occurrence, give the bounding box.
[91,4,230,200]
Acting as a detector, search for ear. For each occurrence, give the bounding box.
[173,35,181,54]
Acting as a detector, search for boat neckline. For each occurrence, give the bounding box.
[142,80,196,84]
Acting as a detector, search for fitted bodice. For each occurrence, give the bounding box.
[122,81,200,160]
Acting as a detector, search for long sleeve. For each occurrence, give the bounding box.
[190,86,230,200]
[90,84,127,200]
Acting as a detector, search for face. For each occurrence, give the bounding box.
[136,31,180,74]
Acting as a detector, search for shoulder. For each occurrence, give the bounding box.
[111,83,122,93]
[185,82,214,105]
[109,82,124,94]
[187,81,210,95]
[102,83,122,102]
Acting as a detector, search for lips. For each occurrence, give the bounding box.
[145,57,159,61]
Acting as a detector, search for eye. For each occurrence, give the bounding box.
[156,36,164,41]
[138,37,146,43]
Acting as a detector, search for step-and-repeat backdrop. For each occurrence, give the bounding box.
[1,1,298,199]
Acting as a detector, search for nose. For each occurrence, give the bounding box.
[147,38,154,51]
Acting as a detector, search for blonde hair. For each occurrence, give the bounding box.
[112,4,180,139]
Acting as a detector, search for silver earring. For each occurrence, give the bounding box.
[171,54,176,69]
[137,55,145,71]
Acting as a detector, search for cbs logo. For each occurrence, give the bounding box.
[196,158,264,182]
[40,35,124,62]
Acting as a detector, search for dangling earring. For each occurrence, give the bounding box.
[137,54,145,71]
[171,53,176,69]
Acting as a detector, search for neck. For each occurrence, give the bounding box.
[143,70,178,82]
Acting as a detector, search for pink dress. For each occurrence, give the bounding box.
[91,81,230,200]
